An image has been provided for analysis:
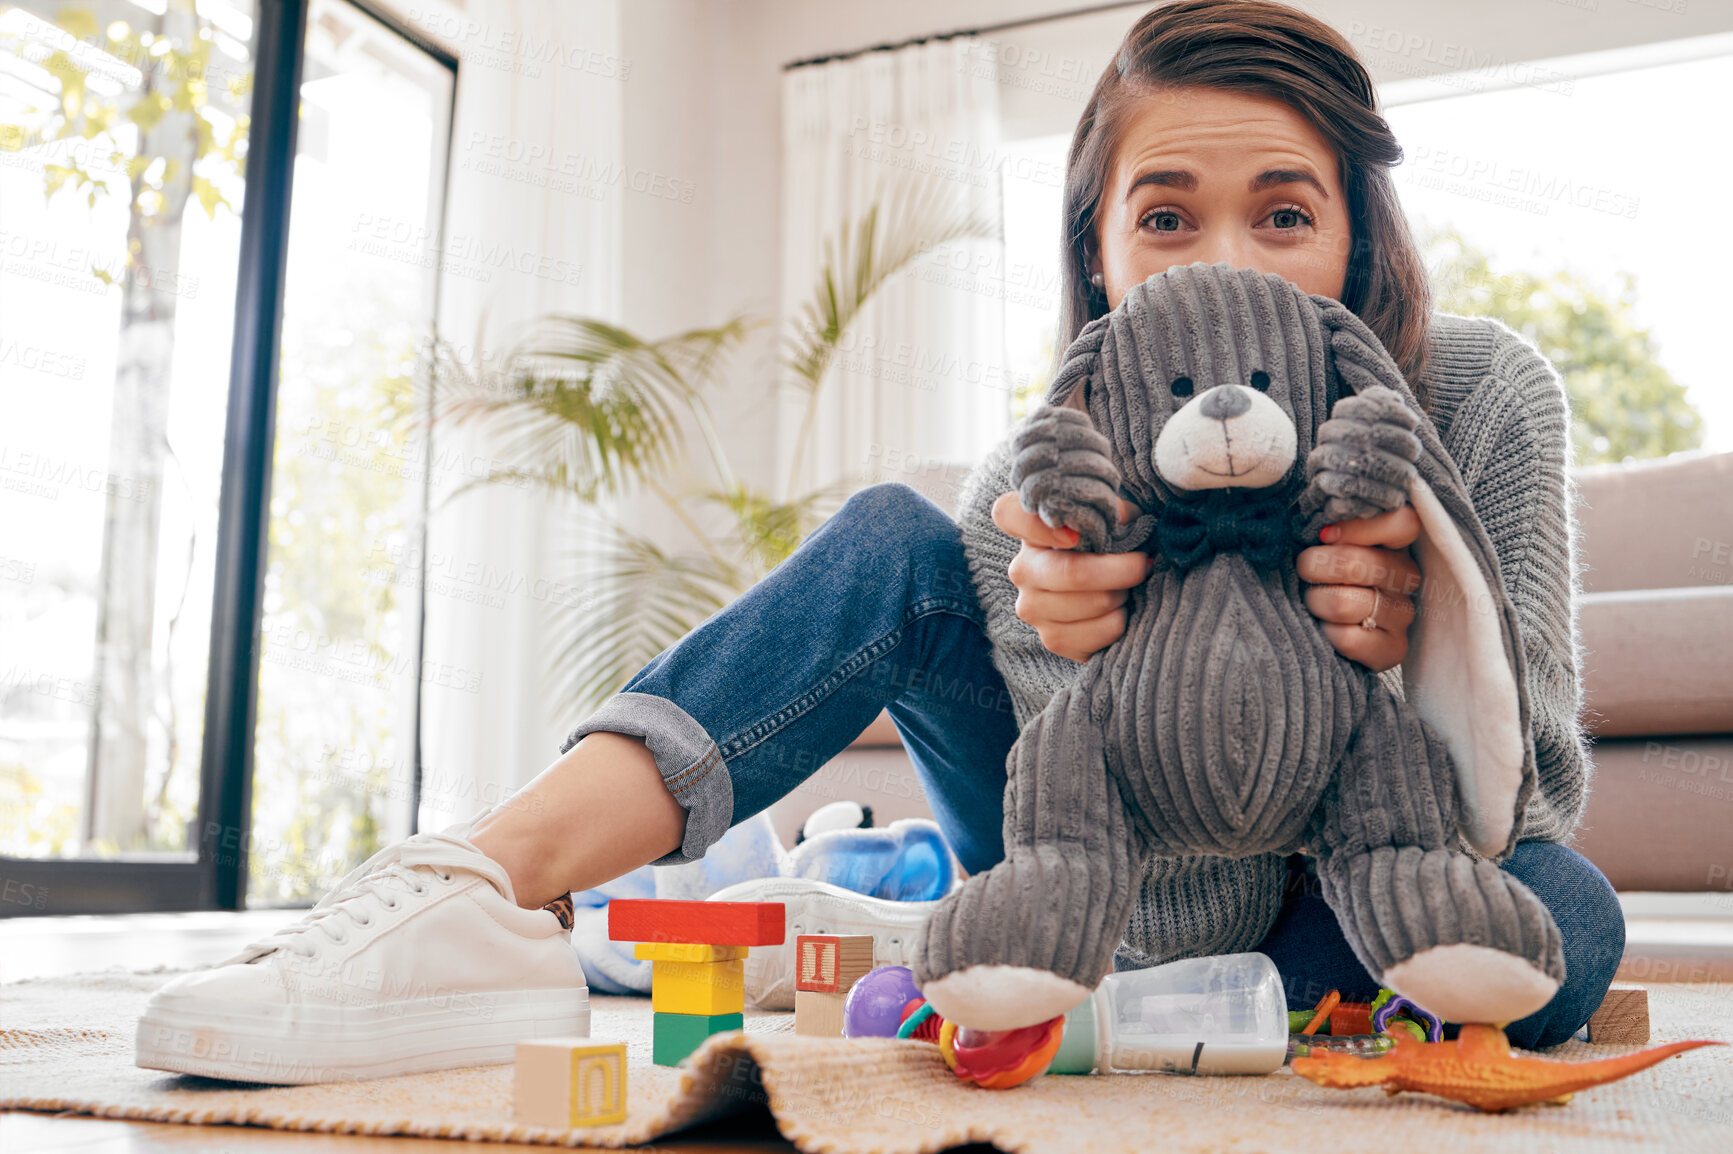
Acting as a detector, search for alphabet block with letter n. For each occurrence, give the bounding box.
[514,1039,626,1128]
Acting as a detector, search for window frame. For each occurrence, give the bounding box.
[0,0,459,916]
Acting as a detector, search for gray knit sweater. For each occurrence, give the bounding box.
[951,311,1593,968]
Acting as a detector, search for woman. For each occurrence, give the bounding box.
[136,0,1623,1084]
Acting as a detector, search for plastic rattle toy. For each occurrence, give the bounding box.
[841,965,924,1038]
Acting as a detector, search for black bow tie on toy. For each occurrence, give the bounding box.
[1155,484,1302,572]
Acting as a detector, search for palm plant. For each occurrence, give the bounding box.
[415,178,1000,720]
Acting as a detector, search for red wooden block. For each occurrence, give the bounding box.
[607,899,785,947]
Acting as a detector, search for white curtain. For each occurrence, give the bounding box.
[779,38,1011,515]
[404,0,624,839]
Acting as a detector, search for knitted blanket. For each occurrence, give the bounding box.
[5,969,1730,1151]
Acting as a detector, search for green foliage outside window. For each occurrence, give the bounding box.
[1420,222,1703,467]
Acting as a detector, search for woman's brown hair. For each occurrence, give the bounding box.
[1060,0,1433,408]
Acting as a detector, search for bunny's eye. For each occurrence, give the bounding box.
[1170,376,1194,397]
[1250,370,1270,391]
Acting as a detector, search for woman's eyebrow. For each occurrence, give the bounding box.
[1125,168,1330,201]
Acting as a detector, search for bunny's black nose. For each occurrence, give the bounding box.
[1198,385,1250,420]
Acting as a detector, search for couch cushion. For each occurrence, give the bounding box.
[1570,736,1733,892]
[1580,585,1733,737]
[1572,450,1733,593]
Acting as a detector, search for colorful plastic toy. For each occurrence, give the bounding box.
[1287,987,1440,1043]
[1286,989,1393,1062]
[841,965,923,1038]
[1373,993,1443,1043]
[940,1018,1067,1089]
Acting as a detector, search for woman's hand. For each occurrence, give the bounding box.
[1297,506,1422,673]
[997,491,1150,663]
[1000,490,1423,671]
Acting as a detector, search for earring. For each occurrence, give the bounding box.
[1090,272,1104,289]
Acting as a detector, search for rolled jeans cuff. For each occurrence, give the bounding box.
[559,691,733,867]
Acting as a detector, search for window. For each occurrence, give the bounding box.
[0,0,455,915]
[250,0,453,904]
[999,133,1068,423]
[1383,36,1730,462]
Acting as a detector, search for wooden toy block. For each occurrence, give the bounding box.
[634,941,749,963]
[650,958,746,1016]
[653,1011,743,1066]
[514,1039,626,1128]
[608,898,785,946]
[795,934,875,994]
[1586,983,1650,1044]
[795,990,848,1037]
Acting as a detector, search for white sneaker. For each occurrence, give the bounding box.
[134,824,589,1084]
[708,877,942,1011]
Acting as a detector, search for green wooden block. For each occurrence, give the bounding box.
[652,1011,743,1066]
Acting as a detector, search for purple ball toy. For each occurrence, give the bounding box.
[842,965,923,1038]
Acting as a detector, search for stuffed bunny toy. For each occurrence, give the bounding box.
[911,261,1566,1034]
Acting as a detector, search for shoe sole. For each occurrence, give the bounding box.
[709,878,940,1011]
[135,986,590,1084]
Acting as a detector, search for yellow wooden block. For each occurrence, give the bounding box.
[651,958,745,1015]
[634,941,749,963]
[514,1039,626,1128]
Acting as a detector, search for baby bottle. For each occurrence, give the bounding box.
[1046,952,1289,1076]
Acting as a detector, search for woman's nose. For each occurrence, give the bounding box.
[1188,237,1249,274]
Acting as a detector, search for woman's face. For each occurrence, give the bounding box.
[1090,87,1353,308]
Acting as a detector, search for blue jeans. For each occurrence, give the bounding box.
[560,483,1019,875]
[560,483,1624,1049]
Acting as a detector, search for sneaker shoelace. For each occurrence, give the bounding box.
[228,830,513,963]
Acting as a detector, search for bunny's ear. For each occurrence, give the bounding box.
[1041,311,1112,409]
[1318,302,1534,860]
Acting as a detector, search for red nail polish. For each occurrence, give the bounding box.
[1320,525,1340,543]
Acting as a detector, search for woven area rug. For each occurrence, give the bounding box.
[4,969,1730,1152]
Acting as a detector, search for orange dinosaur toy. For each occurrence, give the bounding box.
[1291,1022,1725,1113]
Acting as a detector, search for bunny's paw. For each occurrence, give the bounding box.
[1010,405,1124,554]
[1300,386,1422,531]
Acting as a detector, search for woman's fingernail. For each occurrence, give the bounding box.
[1320,525,1340,543]
[1146,557,1157,575]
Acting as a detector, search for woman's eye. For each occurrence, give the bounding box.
[1267,205,1315,231]
[1139,208,1185,232]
